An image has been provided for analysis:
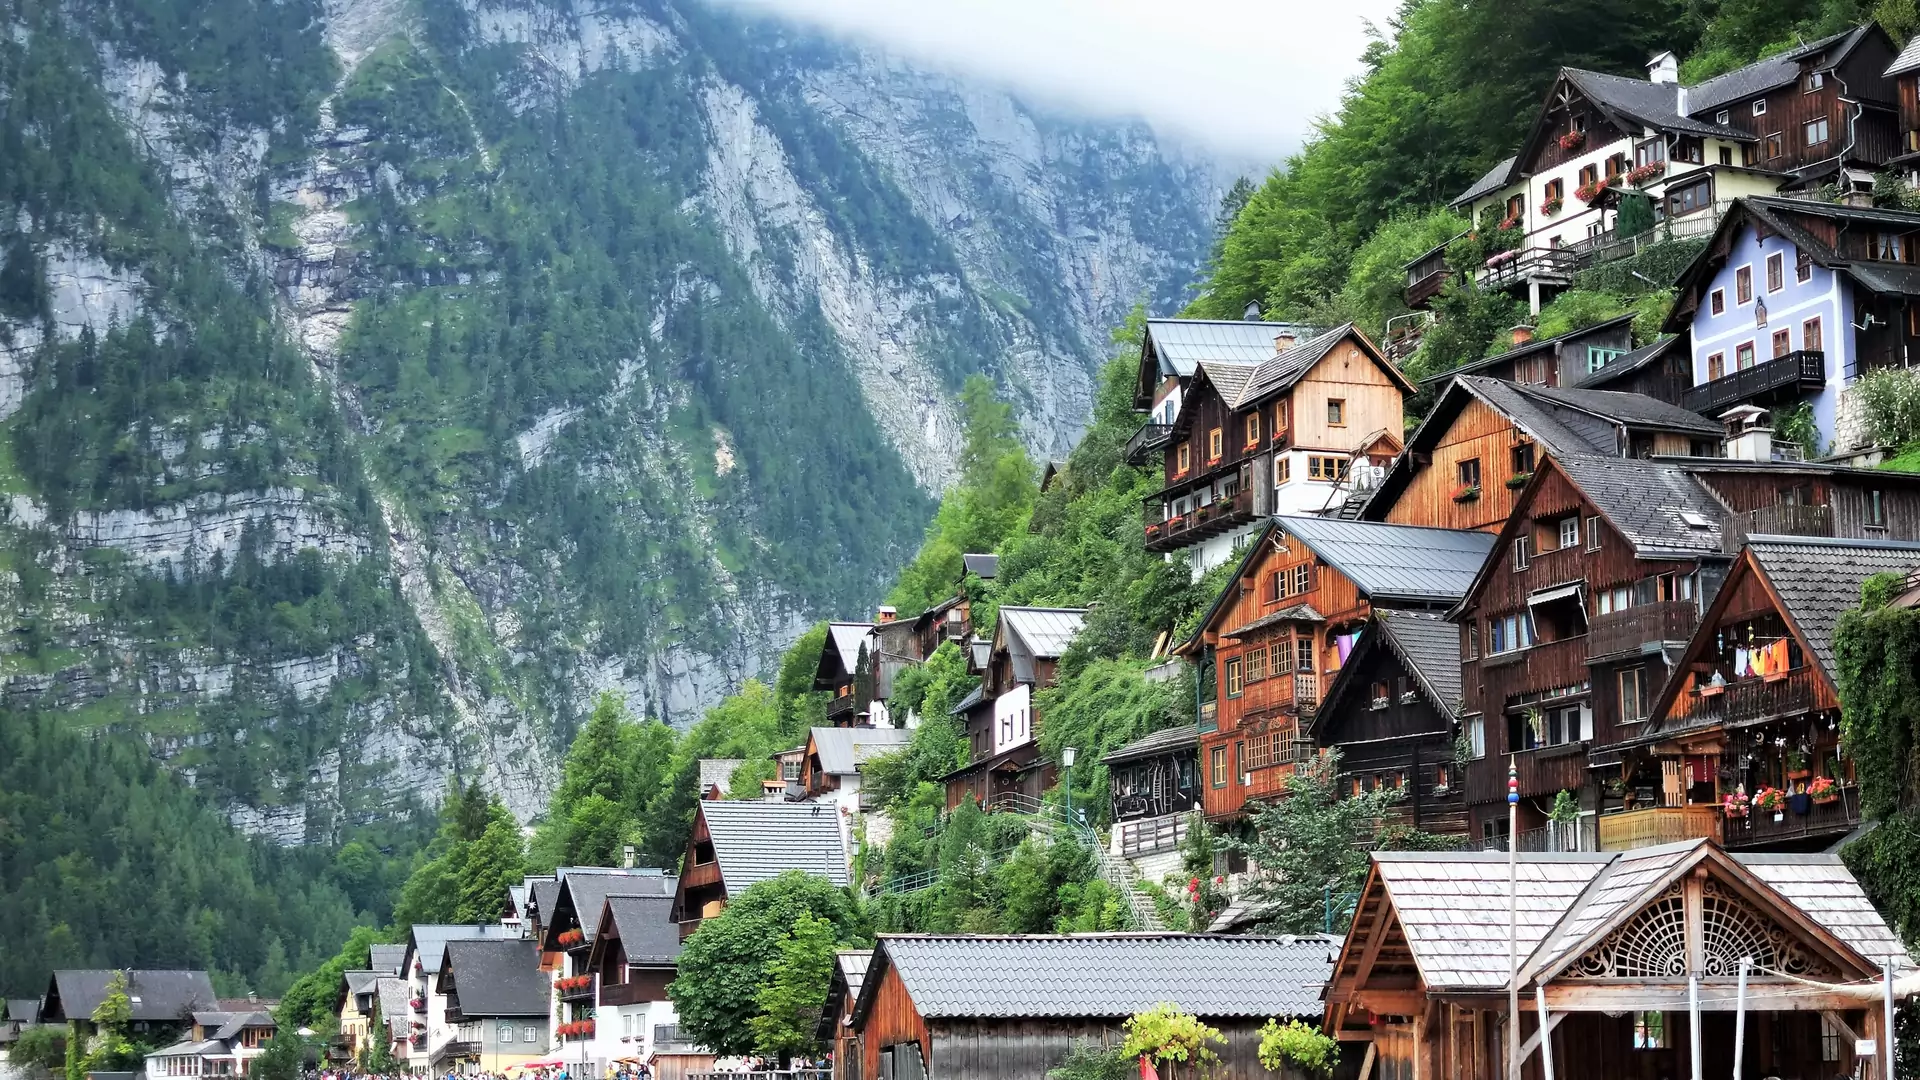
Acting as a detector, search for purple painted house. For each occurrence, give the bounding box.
[1667,196,1920,452]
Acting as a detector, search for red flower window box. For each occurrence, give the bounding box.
[1539,196,1564,217]
[1559,131,1586,151]
[1574,178,1611,204]
[1626,161,1666,186]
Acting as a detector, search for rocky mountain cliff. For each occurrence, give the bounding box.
[0,0,1228,840]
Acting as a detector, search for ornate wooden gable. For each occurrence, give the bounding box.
[1567,879,1836,981]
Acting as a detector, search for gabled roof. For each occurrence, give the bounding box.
[45,970,217,1023]
[5,1000,39,1024]
[995,606,1088,683]
[1546,454,1727,557]
[1690,25,1878,114]
[696,800,851,892]
[550,868,676,945]
[1747,535,1920,679]
[1889,34,1920,76]
[961,553,999,580]
[368,944,407,976]
[817,622,874,683]
[442,939,548,1018]
[816,950,875,1041]
[1142,319,1319,378]
[1376,609,1463,717]
[1420,315,1637,385]
[1352,843,1911,993]
[1237,323,1413,405]
[1670,197,1920,329]
[340,970,381,1000]
[1100,724,1198,766]
[405,924,517,979]
[1450,155,1518,208]
[836,950,872,1000]
[597,894,682,965]
[1272,515,1497,605]
[1571,334,1684,390]
[1199,359,1260,407]
[375,978,408,1029]
[808,725,913,775]
[1563,68,1752,140]
[697,758,745,792]
[855,934,1336,1022]
[209,1012,273,1041]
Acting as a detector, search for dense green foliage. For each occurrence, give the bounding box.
[530,694,677,871]
[1046,1041,1134,1080]
[667,872,867,1059]
[1259,1019,1340,1077]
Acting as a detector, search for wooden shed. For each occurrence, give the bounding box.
[1326,841,1917,1080]
[847,933,1337,1080]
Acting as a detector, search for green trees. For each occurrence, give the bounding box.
[276,927,380,1032]
[531,694,676,871]
[359,1003,399,1074]
[668,872,866,1060]
[391,783,524,928]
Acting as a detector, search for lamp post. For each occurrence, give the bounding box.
[1062,746,1078,824]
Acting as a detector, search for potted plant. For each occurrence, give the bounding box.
[1574,178,1611,204]
[1723,789,1749,819]
[1452,483,1481,503]
[1540,196,1564,216]
[1506,472,1532,490]
[1809,775,1840,804]
[1559,130,1586,151]
[1626,161,1666,186]
[1752,786,1785,819]
[1786,750,1810,779]
[1699,671,1727,698]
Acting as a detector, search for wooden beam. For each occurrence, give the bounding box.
[1351,895,1395,991]
[1544,982,1874,1012]
[1354,989,1426,1015]
[1519,1011,1566,1062]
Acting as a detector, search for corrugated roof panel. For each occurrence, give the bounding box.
[701,801,850,890]
[1145,319,1315,376]
[1275,516,1497,602]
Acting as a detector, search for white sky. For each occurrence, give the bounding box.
[710,0,1402,164]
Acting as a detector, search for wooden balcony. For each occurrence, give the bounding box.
[825,693,858,722]
[1143,487,1257,553]
[1230,672,1318,717]
[1671,667,1820,729]
[1403,267,1451,309]
[1680,350,1824,415]
[1125,422,1175,465]
[1598,804,1723,851]
[1464,741,1590,805]
[1722,502,1833,553]
[1474,247,1576,291]
[1587,601,1698,663]
[1723,786,1862,849]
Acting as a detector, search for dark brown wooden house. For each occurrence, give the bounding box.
[1600,535,1920,853]
[1101,726,1200,857]
[942,606,1085,811]
[1326,842,1914,1080]
[848,934,1335,1080]
[817,950,871,1080]
[582,894,682,1060]
[1685,24,1901,181]
[1571,334,1694,403]
[1180,517,1494,823]
[1309,609,1469,837]
[669,801,850,937]
[1364,374,1722,533]
[1451,454,1732,846]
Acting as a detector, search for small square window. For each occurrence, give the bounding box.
[1275,456,1291,485]
[1458,458,1482,487]
[1806,71,1826,93]
[1707,352,1725,380]
[1806,117,1829,146]
[1558,517,1579,550]
[1716,109,1730,124]
[1736,265,1752,303]
[1772,329,1791,357]
[1634,1012,1667,1049]
[1327,398,1346,426]
[1753,99,1767,116]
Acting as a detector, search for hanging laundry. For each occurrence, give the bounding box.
[1749,643,1767,678]
[1765,638,1790,674]
[1734,647,1750,678]
[1336,633,1356,663]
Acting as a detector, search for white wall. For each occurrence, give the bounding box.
[993,683,1033,755]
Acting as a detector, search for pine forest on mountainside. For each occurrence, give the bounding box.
[9,0,1920,1006]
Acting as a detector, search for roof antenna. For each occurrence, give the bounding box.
[1243,300,1261,321]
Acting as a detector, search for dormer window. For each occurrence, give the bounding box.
[1805,71,1825,93]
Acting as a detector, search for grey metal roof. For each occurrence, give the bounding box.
[868,934,1336,1019]
[601,895,682,965]
[147,1040,228,1059]
[1426,316,1638,385]
[443,939,548,1017]
[1551,454,1726,557]
[1101,724,1198,766]
[1450,155,1518,207]
[1570,335,1683,390]
[1144,319,1317,377]
[1564,68,1751,140]
[341,970,380,998]
[997,606,1088,683]
[1274,516,1497,603]
[1375,609,1463,717]
[1234,323,1358,406]
[556,868,676,942]
[699,800,851,891]
[697,758,745,792]
[407,924,517,979]
[1689,26,1869,114]
[1746,535,1920,680]
[825,622,874,673]
[1511,382,1721,436]
[47,971,217,1023]
[530,879,562,925]
[210,1012,272,1041]
[368,944,407,976]
[4,1000,39,1024]
[948,684,985,716]
[961,553,998,579]
[837,950,872,1001]
[809,725,912,775]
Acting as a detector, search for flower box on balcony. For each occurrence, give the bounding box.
[1540,197,1564,216]
[1451,484,1481,503]
[1559,131,1586,151]
[1810,776,1840,804]
[1625,161,1666,186]
[1574,179,1610,204]
[1505,473,1531,490]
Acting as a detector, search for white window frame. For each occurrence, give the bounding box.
[1752,99,1767,116]
[1558,516,1580,550]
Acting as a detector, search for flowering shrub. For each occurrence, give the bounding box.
[1626,161,1666,186]
[1540,196,1564,216]
[1559,131,1586,151]
[1574,178,1610,204]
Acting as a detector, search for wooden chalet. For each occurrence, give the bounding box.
[1142,324,1411,571]
[1683,456,1920,547]
[1596,536,1920,853]
[1891,37,1920,165]
[1365,374,1722,533]
[1126,317,1317,464]
[581,894,683,1064]
[942,606,1085,811]
[800,724,912,807]
[847,934,1335,1080]
[436,940,548,1074]
[537,869,676,1061]
[1428,319,1639,391]
[1101,726,1200,859]
[669,800,850,937]
[1310,609,1469,837]
[815,621,878,727]
[1572,334,1694,402]
[1180,516,1495,823]
[817,950,871,1080]
[1452,455,1732,846]
[1326,842,1916,1080]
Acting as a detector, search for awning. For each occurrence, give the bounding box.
[1222,603,1325,638]
[1528,583,1583,606]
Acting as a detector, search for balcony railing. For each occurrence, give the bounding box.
[1680,350,1825,415]
[1230,672,1319,716]
[1403,267,1451,308]
[1474,247,1577,290]
[1722,502,1833,553]
[1723,785,1861,849]
[1473,818,1597,853]
[1572,200,1733,268]
[1586,601,1698,663]
[1116,813,1191,858]
[1673,667,1820,728]
[825,693,858,721]
[1598,804,1723,851]
[1125,422,1175,465]
[1143,487,1257,553]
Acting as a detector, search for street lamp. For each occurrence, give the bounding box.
[1062,747,1078,824]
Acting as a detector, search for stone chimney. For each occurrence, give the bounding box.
[1511,324,1536,346]
[622,844,636,868]
[875,605,897,624]
[1721,404,1775,461]
[1647,50,1679,85]
[1274,332,1296,352]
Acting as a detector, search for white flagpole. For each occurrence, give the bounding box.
[1508,756,1520,1080]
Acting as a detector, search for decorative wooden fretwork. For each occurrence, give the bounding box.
[1569,880,1832,979]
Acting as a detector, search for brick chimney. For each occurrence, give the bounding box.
[1511,324,1536,346]
[1274,332,1297,352]
[875,606,897,623]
